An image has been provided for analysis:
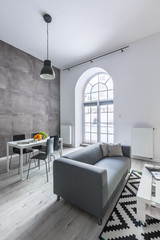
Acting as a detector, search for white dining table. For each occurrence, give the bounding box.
[6,137,63,180]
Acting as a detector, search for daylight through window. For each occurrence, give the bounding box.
[83,73,114,143]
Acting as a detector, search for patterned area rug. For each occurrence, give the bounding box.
[99,171,160,240]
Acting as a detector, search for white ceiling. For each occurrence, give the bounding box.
[1,0,160,69]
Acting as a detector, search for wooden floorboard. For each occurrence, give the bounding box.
[0,149,159,240]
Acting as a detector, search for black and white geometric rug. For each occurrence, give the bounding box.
[99,171,160,240]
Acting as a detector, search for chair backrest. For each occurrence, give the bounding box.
[31,132,39,138]
[13,134,25,141]
[50,135,59,150]
[46,137,54,157]
[13,134,25,153]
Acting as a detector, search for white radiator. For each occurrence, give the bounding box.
[61,125,72,145]
[131,128,153,159]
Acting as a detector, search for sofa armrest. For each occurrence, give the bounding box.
[53,157,107,218]
[122,145,131,158]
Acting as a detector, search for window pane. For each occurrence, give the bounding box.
[100,126,107,134]
[85,83,92,94]
[99,91,107,100]
[90,106,97,125]
[108,104,113,112]
[108,113,114,123]
[85,106,90,114]
[91,133,97,142]
[108,134,114,143]
[100,113,107,123]
[91,125,97,133]
[99,83,106,91]
[85,124,90,132]
[84,93,90,102]
[106,78,113,90]
[85,133,90,142]
[99,74,110,84]
[85,113,90,122]
[91,106,97,113]
[100,106,107,113]
[100,134,107,143]
[91,114,97,124]
[91,92,98,101]
[89,75,98,86]
[92,84,98,93]
[108,90,113,99]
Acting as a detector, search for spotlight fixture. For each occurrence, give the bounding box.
[40,14,55,80]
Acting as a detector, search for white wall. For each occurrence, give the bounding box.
[60,32,160,161]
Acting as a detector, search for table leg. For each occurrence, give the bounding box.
[60,138,63,157]
[137,201,146,224]
[7,143,9,172]
[20,148,23,180]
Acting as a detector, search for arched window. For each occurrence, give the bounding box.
[83,72,114,143]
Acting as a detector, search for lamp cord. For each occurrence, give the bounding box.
[47,23,49,60]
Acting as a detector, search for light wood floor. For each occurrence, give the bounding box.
[0,148,159,240]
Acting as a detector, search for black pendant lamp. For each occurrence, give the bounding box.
[40,14,55,80]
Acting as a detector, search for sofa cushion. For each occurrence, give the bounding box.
[64,143,103,165]
[108,143,123,157]
[100,143,109,157]
[95,156,130,200]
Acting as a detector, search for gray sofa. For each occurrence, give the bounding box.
[53,143,131,224]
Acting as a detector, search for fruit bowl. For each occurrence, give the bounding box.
[33,134,43,141]
[39,131,47,139]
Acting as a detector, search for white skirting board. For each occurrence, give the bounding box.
[61,125,72,145]
[131,128,153,159]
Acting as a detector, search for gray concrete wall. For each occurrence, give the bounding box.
[0,40,60,157]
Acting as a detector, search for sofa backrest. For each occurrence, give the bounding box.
[64,143,103,165]
[121,145,131,158]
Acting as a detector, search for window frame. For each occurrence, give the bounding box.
[83,72,114,144]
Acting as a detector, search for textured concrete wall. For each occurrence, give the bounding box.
[0,40,60,157]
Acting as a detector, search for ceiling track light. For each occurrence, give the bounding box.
[40,14,55,80]
[63,46,129,71]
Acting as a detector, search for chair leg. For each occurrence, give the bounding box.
[34,159,36,167]
[27,158,32,179]
[57,195,60,201]
[31,150,34,157]
[44,160,49,182]
[48,157,50,172]
[9,154,13,169]
[38,160,40,169]
[59,150,62,157]
[26,153,28,163]
[50,153,55,161]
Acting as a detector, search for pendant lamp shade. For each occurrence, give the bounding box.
[40,60,55,80]
[40,14,55,80]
